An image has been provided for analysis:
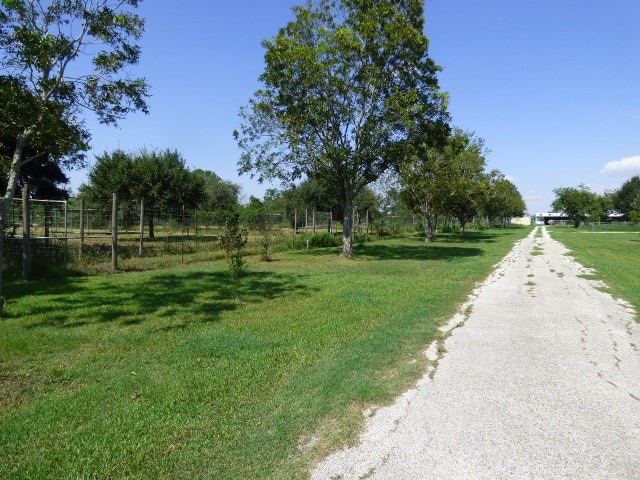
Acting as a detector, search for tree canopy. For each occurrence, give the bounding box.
[235,0,448,257]
[612,175,640,219]
[398,129,486,240]
[483,171,526,227]
[552,184,603,227]
[192,169,240,213]
[0,0,149,231]
[81,149,205,237]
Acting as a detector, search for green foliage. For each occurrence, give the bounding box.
[239,196,267,229]
[0,0,149,229]
[399,128,487,239]
[81,148,206,237]
[354,230,368,247]
[235,0,448,257]
[306,232,341,248]
[630,210,640,224]
[0,75,90,173]
[218,212,248,277]
[612,175,640,217]
[192,169,240,212]
[471,218,489,230]
[552,184,604,227]
[483,170,526,225]
[0,228,530,479]
[258,234,272,262]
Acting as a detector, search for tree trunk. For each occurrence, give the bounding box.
[459,218,466,235]
[342,192,354,258]
[0,133,29,232]
[148,213,155,238]
[425,215,435,242]
[422,199,436,242]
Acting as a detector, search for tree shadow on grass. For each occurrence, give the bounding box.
[6,270,310,329]
[355,243,484,261]
[429,231,500,244]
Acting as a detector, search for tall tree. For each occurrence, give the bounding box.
[400,129,486,238]
[235,0,448,257]
[0,0,149,232]
[441,133,487,233]
[483,170,526,226]
[1,132,71,200]
[612,175,640,218]
[552,184,602,227]
[81,149,205,237]
[192,169,240,213]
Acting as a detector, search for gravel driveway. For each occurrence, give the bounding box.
[312,227,640,479]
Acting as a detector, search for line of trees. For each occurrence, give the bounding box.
[80,149,241,236]
[552,176,640,227]
[235,0,449,257]
[3,0,529,269]
[397,128,525,241]
[0,0,149,237]
[235,0,526,254]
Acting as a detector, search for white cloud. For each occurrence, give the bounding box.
[601,156,640,175]
[504,174,518,182]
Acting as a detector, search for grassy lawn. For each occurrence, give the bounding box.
[548,227,640,317]
[1,228,530,479]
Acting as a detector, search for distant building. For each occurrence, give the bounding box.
[534,212,570,225]
[511,217,532,226]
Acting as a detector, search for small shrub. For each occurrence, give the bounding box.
[306,232,341,248]
[258,234,272,262]
[354,230,368,247]
[471,219,489,230]
[218,213,248,277]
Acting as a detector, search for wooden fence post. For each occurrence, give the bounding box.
[112,193,118,271]
[22,184,31,280]
[139,199,144,256]
[366,209,369,238]
[79,198,85,261]
[181,204,185,264]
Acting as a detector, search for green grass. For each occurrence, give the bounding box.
[530,245,544,256]
[578,223,640,232]
[0,228,530,479]
[548,228,640,316]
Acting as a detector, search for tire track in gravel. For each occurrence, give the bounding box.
[312,226,640,480]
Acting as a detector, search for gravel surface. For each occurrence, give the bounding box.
[312,227,640,479]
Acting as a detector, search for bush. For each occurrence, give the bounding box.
[306,232,342,248]
[287,232,342,250]
[218,213,248,277]
[471,219,489,230]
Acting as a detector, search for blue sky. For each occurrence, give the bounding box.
[70,0,640,214]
